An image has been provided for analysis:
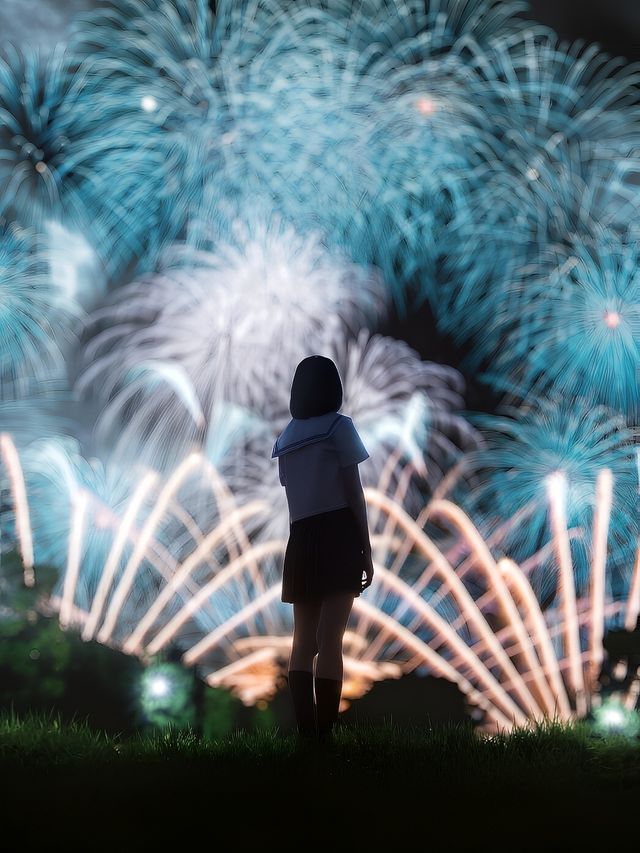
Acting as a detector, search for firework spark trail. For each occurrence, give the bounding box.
[59,487,88,628]
[365,484,508,643]
[142,540,282,657]
[363,478,626,718]
[192,581,516,730]
[351,596,514,732]
[497,558,572,718]
[355,489,545,717]
[370,480,540,646]
[458,400,638,597]
[3,437,639,727]
[0,433,34,584]
[371,566,531,723]
[81,470,159,640]
[364,493,566,714]
[191,456,279,636]
[124,504,271,655]
[67,477,229,648]
[547,472,586,715]
[589,469,613,685]
[625,545,640,632]
[96,454,203,643]
[427,499,558,716]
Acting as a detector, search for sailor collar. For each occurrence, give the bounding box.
[271,412,343,458]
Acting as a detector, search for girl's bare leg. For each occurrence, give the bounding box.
[289,600,322,672]
[315,591,355,681]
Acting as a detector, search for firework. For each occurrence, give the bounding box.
[75,220,385,470]
[2,434,639,729]
[1,0,639,734]
[327,328,481,495]
[0,220,82,392]
[219,327,480,549]
[66,0,284,265]
[436,32,640,368]
[0,42,178,279]
[486,229,640,418]
[457,398,639,603]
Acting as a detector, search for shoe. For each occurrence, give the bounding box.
[287,670,316,737]
[314,676,342,742]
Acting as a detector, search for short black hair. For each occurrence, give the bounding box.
[289,355,343,419]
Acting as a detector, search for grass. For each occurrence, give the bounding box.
[2,712,640,845]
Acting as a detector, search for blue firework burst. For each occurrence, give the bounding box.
[468,32,640,156]
[67,0,256,258]
[434,31,640,357]
[0,41,178,279]
[0,392,82,450]
[0,220,82,392]
[455,31,640,243]
[458,399,639,602]
[483,229,640,419]
[68,0,225,144]
[203,4,508,315]
[295,0,534,67]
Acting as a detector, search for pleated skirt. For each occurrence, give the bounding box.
[281,505,368,604]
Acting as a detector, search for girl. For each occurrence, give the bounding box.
[271,355,374,742]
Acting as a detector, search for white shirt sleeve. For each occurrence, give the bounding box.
[331,416,369,467]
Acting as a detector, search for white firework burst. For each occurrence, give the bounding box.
[75,219,386,470]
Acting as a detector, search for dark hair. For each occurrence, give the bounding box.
[289,355,343,419]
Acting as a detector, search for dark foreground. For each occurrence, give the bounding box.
[2,713,639,847]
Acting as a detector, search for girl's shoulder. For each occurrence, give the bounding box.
[271,412,344,458]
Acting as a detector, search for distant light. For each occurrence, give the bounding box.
[141,95,158,112]
[592,698,640,738]
[526,167,539,181]
[604,311,621,329]
[416,97,435,115]
[601,706,625,728]
[148,675,171,698]
[139,663,195,729]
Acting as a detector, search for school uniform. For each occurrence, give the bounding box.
[272,411,371,603]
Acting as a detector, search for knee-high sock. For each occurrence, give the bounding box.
[314,676,342,737]
[288,670,316,734]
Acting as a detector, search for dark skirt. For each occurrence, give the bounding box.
[281,505,369,604]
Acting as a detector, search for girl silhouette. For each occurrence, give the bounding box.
[272,355,374,742]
